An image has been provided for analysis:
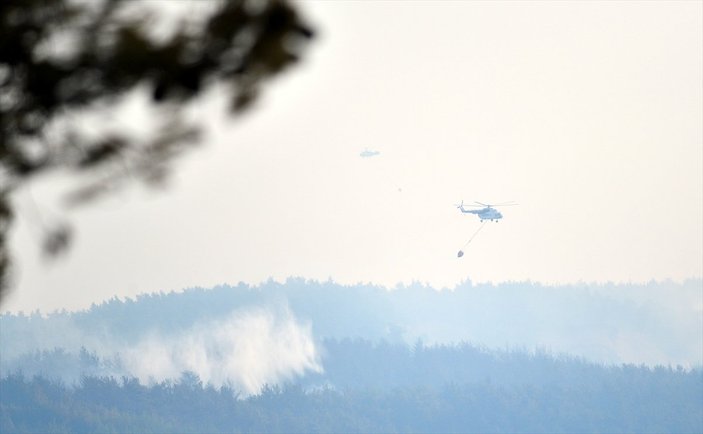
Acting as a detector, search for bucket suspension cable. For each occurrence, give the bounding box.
[457,221,487,258]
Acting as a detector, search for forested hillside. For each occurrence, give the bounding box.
[2,279,701,372]
[2,280,702,433]
[2,357,701,433]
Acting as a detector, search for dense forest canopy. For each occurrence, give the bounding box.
[2,363,702,433]
[2,280,701,432]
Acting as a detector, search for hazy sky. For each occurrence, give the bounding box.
[5,1,702,313]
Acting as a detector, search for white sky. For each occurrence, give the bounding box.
[5,1,703,313]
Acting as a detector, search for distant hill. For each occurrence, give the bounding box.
[2,279,702,433]
[1,278,701,390]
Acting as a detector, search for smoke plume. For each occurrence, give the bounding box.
[119,305,322,394]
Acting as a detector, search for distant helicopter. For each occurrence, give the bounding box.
[455,201,517,222]
[359,148,380,158]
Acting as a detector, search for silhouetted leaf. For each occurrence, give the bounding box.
[0,0,316,300]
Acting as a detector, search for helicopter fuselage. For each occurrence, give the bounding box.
[461,206,503,221]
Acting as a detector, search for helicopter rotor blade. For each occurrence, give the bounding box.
[472,201,518,207]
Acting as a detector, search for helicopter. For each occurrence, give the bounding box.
[359,148,380,158]
[455,201,517,222]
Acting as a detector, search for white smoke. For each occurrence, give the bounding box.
[119,305,322,395]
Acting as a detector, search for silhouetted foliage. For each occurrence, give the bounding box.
[0,0,315,301]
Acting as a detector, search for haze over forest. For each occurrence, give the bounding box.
[2,279,702,432]
[1,0,701,432]
[3,279,701,388]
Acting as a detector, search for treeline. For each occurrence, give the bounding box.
[2,367,701,434]
[2,279,701,432]
[305,339,694,390]
[5,338,698,391]
[3,278,702,367]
